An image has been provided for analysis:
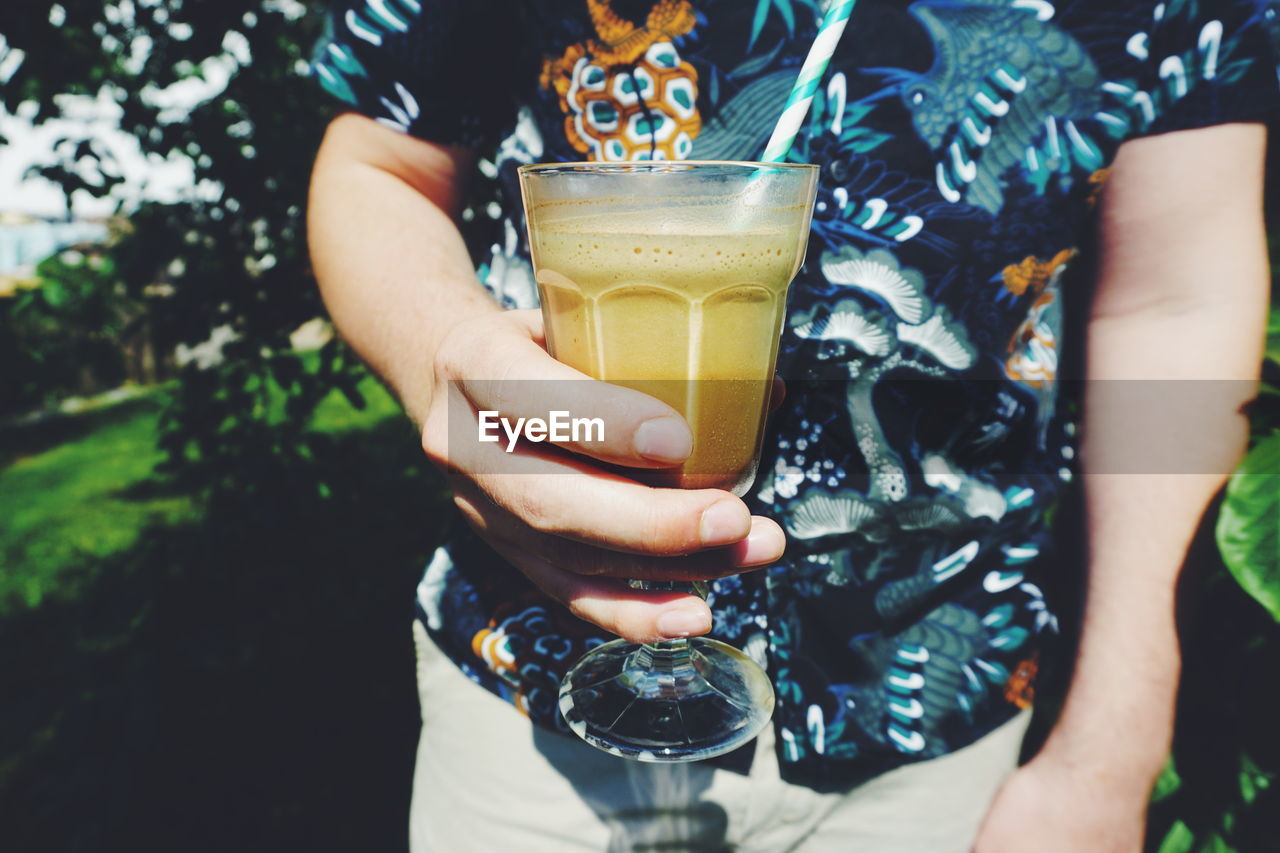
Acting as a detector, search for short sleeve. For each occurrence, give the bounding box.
[1129,0,1280,138]
[310,0,526,148]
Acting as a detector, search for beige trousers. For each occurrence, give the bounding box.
[410,622,1031,853]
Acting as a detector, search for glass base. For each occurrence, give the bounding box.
[558,636,775,763]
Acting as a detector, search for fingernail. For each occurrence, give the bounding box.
[633,416,693,463]
[699,501,750,546]
[657,606,712,639]
[737,520,786,565]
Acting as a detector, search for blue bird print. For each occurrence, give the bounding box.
[872,0,1102,214]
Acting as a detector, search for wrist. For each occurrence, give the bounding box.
[1034,728,1166,804]
[403,302,507,429]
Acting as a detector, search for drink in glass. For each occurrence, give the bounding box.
[519,161,818,761]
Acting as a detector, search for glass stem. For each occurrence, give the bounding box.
[628,578,709,598]
[623,579,709,698]
[622,638,698,700]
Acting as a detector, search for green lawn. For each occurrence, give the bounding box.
[0,375,403,614]
[0,374,448,852]
[0,399,192,609]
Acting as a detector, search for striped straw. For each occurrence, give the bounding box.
[761,0,858,163]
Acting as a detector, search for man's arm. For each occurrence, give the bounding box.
[308,112,499,426]
[976,122,1270,852]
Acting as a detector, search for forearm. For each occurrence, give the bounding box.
[1040,131,1269,792]
[307,113,500,425]
[1043,311,1260,789]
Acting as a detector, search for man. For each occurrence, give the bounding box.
[307,0,1277,849]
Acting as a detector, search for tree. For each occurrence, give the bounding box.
[0,0,366,500]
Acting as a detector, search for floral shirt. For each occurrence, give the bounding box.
[314,0,1280,789]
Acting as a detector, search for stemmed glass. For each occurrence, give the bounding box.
[519,161,818,761]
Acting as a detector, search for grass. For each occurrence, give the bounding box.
[0,374,405,614]
[0,397,194,610]
[0,374,453,852]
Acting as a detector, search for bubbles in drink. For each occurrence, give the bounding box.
[530,216,803,492]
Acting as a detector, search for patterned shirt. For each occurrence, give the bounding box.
[313,0,1280,789]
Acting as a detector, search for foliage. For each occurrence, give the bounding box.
[748,0,818,51]
[1145,559,1280,853]
[0,7,449,847]
[0,395,194,611]
[0,409,452,852]
[1266,307,1280,367]
[0,371,399,615]
[0,0,366,504]
[1214,302,1280,627]
[0,247,138,413]
[1217,432,1280,623]
[1143,312,1280,851]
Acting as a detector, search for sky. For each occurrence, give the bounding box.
[0,27,240,220]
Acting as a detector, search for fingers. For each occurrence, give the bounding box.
[487,541,715,644]
[452,437,763,554]
[430,310,792,644]
[435,311,694,467]
[458,471,786,642]
[458,480,786,578]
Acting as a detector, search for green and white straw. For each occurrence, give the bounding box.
[761,0,859,163]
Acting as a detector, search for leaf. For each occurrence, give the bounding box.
[1251,380,1280,440]
[728,39,784,79]
[749,0,771,51]
[847,131,892,153]
[1240,769,1258,806]
[1266,306,1280,367]
[270,353,302,389]
[841,100,876,128]
[34,284,62,312]
[1152,755,1182,803]
[1157,821,1195,853]
[827,741,860,758]
[1240,753,1273,806]
[1194,833,1235,853]
[339,380,366,411]
[23,577,44,609]
[773,0,797,38]
[1216,432,1280,621]
[1164,0,1193,22]
[1213,59,1252,86]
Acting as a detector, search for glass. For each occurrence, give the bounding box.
[518,161,819,762]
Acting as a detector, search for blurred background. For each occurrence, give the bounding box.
[0,2,1277,851]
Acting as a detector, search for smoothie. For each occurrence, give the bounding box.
[527,209,808,493]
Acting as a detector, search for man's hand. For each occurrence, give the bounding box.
[309,114,785,645]
[972,755,1147,852]
[421,309,786,643]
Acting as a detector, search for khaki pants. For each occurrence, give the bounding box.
[410,622,1030,852]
